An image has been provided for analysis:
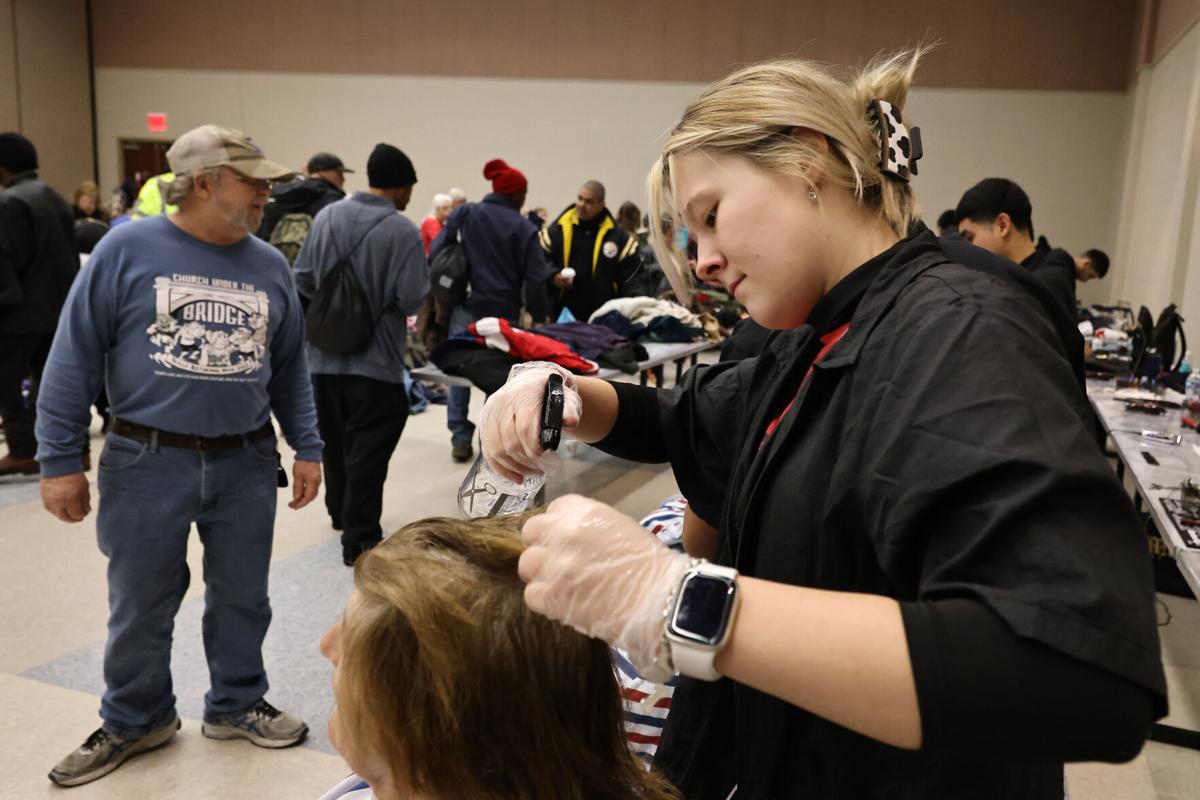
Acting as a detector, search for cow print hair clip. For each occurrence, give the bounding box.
[868,99,923,182]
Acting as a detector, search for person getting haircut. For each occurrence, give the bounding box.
[321,514,680,800]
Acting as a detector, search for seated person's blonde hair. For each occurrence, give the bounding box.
[332,514,679,800]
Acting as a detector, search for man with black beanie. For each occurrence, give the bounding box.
[0,132,78,476]
[294,143,429,565]
[956,177,1077,318]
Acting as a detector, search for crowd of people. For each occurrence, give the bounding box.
[0,43,1164,800]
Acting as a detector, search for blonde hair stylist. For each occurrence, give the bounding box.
[480,50,1165,799]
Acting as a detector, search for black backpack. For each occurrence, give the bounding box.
[305,213,390,355]
[430,213,470,305]
[1153,304,1187,372]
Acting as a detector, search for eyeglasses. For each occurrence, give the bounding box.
[224,170,273,193]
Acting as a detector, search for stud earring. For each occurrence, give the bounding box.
[808,189,818,201]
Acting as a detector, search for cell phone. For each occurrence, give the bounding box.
[1142,451,1160,466]
[540,374,565,452]
[276,451,289,488]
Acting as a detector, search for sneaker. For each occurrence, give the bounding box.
[451,442,473,463]
[201,700,307,748]
[49,715,180,787]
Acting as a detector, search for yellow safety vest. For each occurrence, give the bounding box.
[131,172,178,218]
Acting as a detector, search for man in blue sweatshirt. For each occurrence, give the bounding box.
[35,125,323,787]
[429,158,554,462]
[294,143,429,566]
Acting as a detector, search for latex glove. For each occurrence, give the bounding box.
[479,362,583,484]
[519,494,693,681]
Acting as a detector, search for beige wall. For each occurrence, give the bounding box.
[0,0,93,197]
[1112,22,1200,349]
[907,87,1132,306]
[95,67,1132,269]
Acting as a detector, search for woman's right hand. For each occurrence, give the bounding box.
[479,362,583,483]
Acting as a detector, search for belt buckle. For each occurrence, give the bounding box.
[195,437,207,452]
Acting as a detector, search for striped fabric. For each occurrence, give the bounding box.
[616,494,691,764]
[615,648,678,765]
[639,494,688,550]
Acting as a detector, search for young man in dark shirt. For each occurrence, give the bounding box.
[955,178,1077,318]
[1075,248,1110,282]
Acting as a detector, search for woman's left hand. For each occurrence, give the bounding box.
[519,494,693,679]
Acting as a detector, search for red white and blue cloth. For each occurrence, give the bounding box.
[615,493,690,764]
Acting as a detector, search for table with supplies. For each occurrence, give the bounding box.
[1087,380,1200,597]
[1087,378,1200,750]
[411,339,720,390]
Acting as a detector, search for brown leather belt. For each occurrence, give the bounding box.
[110,418,275,452]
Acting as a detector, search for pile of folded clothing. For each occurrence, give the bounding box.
[588,297,721,343]
[535,322,646,374]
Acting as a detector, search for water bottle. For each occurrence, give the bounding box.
[1187,361,1200,404]
[458,373,565,518]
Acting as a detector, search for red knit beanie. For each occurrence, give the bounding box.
[483,159,528,196]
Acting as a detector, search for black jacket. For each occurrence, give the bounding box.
[540,204,640,320]
[0,172,78,334]
[256,177,344,242]
[597,230,1165,798]
[1023,242,1077,321]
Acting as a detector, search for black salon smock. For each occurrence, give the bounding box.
[594,230,1165,799]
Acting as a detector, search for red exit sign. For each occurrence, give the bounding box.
[146,113,168,133]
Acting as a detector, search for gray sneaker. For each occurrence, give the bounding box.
[201,700,307,748]
[49,715,180,787]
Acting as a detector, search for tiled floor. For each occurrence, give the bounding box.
[2,370,1199,798]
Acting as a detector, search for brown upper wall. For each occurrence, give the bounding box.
[1149,0,1200,62]
[94,0,1139,92]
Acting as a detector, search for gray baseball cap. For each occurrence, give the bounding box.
[166,125,294,180]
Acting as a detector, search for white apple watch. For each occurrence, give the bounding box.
[664,560,740,681]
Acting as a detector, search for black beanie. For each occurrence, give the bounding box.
[367,143,417,189]
[0,132,38,173]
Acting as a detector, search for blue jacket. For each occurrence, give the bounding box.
[430,193,554,322]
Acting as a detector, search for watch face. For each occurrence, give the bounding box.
[671,573,736,645]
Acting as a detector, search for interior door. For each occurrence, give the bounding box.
[120,139,174,189]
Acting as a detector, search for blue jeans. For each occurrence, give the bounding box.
[95,430,278,738]
[447,305,476,447]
